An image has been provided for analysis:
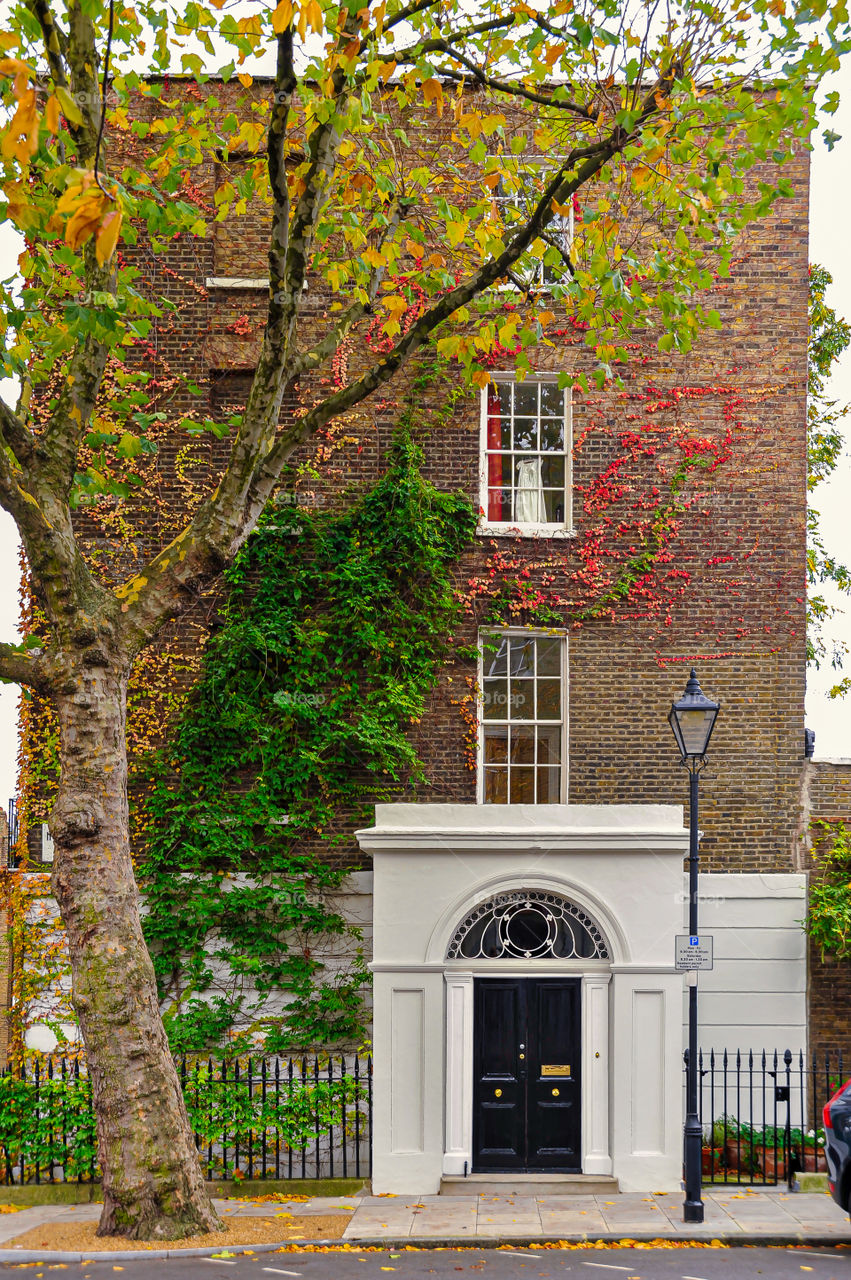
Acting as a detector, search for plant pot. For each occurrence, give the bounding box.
[723,1138,761,1175]
[702,1146,722,1176]
[759,1148,787,1180]
[798,1146,827,1172]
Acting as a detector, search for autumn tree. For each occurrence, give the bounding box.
[0,0,847,1242]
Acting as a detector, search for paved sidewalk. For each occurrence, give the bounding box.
[342,1188,850,1241]
[0,1187,847,1256]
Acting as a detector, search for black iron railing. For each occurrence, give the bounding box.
[0,1053,372,1185]
[693,1048,839,1187]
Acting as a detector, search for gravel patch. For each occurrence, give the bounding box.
[4,1213,352,1252]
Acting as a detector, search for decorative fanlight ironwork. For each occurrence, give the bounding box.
[446,890,610,961]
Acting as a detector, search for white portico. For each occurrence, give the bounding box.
[357,803,691,1195]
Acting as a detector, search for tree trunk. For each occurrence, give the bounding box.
[50,660,222,1240]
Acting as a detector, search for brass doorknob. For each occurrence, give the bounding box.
[551,1088,560,1097]
[519,1053,525,1060]
[494,1088,502,1097]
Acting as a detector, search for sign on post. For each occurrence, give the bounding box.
[675,934,713,971]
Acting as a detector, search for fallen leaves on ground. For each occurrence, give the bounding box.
[5,1214,353,1252]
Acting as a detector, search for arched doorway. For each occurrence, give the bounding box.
[443,888,613,1177]
[447,891,609,1172]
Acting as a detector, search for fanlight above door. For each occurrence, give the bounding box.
[446,890,610,961]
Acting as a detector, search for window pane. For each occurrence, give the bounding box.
[540,418,564,452]
[543,491,566,523]
[510,680,534,720]
[537,678,561,720]
[510,725,535,763]
[483,636,508,676]
[509,767,535,803]
[498,384,512,417]
[484,768,508,804]
[513,417,537,451]
[482,678,507,720]
[488,488,506,521]
[514,382,538,418]
[541,456,565,486]
[540,383,563,417]
[537,766,561,803]
[536,637,561,677]
[483,727,508,763]
[537,725,561,763]
[509,637,535,676]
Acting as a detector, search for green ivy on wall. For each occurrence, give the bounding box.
[806,820,851,960]
[139,428,477,1052]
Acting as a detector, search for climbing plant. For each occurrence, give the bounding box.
[807,265,851,693]
[138,427,476,1052]
[806,820,851,959]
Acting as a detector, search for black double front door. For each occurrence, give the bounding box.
[472,977,581,1171]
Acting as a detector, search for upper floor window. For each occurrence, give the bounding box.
[480,377,572,532]
[480,631,566,805]
[495,165,573,289]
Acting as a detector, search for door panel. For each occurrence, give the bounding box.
[528,979,581,1169]
[473,979,525,1168]
[472,977,581,1172]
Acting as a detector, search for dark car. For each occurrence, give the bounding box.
[824,1079,851,1214]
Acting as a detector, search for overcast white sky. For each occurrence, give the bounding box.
[1,62,851,801]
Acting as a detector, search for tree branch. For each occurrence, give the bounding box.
[24,0,69,90]
[112,66,678,654]
[0,395,34,467]
[387,46,594,118]
[290,196,406,379]
[0,642,54,691]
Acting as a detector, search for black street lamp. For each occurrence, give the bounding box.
[669,669,720,1225]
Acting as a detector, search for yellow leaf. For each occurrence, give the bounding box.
[237,72,253,87]
[66,189,108,252]
[446,219,468,247]
[302,0,323,33]
[55,84,84,126]
[271,0,294,33]
[0,56,33,95]
[95,207,123,265]
[44,94,60,134]
[1,87,39,164]
[422,77,443,115]
[362,246,385,268]
[471,369,490,388]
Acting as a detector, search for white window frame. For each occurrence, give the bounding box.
[478,372,573,539]
[476,628,568,806]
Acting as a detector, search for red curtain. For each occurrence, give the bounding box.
[487,385,503,521]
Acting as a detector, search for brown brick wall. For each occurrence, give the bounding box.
[19,79,828,1041]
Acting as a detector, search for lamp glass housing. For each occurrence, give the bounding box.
[669,671,720,762]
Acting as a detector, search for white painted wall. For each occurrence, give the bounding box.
[683,873,807,1055]
[361,802,691,1194]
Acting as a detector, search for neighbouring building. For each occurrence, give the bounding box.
[5,78,851,1195]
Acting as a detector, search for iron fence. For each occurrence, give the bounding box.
[0,1053,372,1185]
[694,1048,840,1187]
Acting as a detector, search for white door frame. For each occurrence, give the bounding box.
[442,964,612,1176]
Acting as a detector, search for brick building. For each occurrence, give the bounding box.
[8,77,851,1194]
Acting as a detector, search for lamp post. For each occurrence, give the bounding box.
[669,669,720,1225]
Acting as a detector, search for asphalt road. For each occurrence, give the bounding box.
[3,1246,851,1280]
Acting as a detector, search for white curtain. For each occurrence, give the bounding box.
[515,457,545,522]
